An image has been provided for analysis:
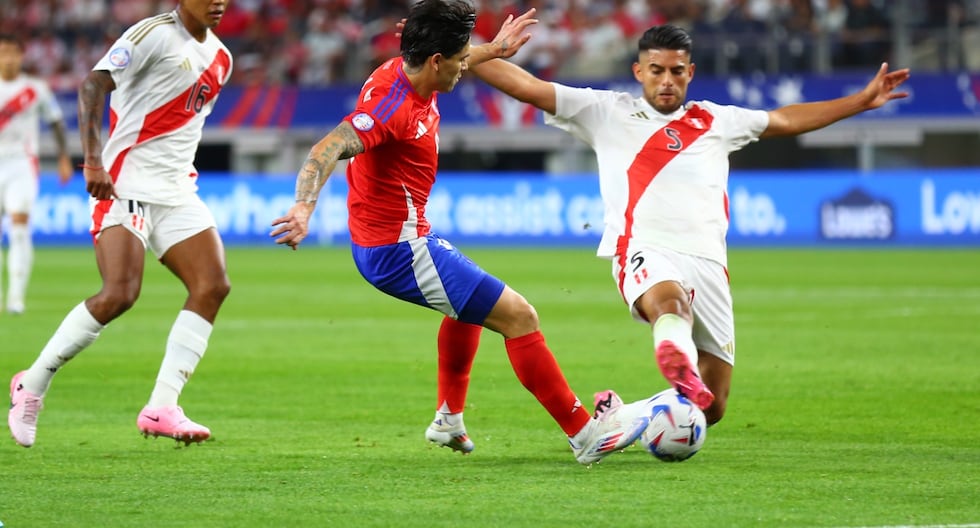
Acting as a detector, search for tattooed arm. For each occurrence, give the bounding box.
[271,121,366,249]
[77,70,117,200]
[294,121,365,203]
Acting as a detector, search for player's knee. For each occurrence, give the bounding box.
[192,275,231,305]
[503,300,539,337]
[484,287,541,338]
[512,301,541,335]
[92,284,141,319]
[207,276,232,303]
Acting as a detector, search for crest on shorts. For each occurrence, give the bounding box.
[109,47,131,68]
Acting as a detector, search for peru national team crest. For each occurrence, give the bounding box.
[352,112,375,132]
[108,47,131,68]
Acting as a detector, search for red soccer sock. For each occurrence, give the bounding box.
[505,331,591,436]
[436,316,483,414]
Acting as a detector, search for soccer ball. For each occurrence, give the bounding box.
[639,389,707,462]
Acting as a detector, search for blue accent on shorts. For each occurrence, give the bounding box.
[351,234,505,325]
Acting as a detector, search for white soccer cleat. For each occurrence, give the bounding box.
[425,413,474,454]
[570,398,650,465]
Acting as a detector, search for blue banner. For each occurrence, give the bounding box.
[54,72,980,130]
[26,169,980,247]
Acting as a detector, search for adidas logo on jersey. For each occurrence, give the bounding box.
[416,121,428,139]
[630,111,650,120]
[179,58,192,71]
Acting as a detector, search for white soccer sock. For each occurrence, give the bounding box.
[148,310,212,408]
[22,302,104,395]
[569,417,596,444]
[434,402,463,426]
[6,224,33,310]
[652,313,701,374]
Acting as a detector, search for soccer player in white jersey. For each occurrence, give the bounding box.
[470,23,909,426]
[0,34,73,315]
[8,0,233,448]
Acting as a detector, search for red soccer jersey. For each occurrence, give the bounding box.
[344,57,441,247]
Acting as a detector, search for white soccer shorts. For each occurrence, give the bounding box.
[89,194,217,258]
[612,245,736,365]
[0,156,39,216]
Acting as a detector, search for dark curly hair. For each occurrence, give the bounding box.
[400,0,477,68]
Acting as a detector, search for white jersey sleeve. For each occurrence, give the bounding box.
[545,83,627,147]
[93,11,233,206]
[545,84,768,266]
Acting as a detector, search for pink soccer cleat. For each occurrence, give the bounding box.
[592,389,624,420]
[137,405,211,445]
[8,371,43,448]
[655,340,715,410]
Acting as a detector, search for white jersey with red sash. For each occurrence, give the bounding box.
[545,84,769,267]
[94,10,232,206]
[0,75,63,159]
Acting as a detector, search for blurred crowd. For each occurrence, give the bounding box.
[1,0,977,90]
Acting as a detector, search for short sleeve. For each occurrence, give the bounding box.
[693,100,769,152]
[343,78,407,151]
[93,23,165,88]
[544,83,617,146]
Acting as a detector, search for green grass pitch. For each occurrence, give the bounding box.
[1,246,978,527]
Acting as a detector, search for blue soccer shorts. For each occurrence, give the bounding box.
[351,234,505,325]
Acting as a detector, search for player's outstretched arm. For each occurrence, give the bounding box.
[77,70,117,200]
[271,121,365,250]
[763,62,910,138]
[469,52,558,115]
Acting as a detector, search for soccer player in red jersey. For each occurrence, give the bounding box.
[272,0,654,465]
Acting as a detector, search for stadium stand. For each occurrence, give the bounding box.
[2,0,979,89]
[7,0,980,172]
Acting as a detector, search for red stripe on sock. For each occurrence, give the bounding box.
[505,331,590,436]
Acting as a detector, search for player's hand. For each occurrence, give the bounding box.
[82,165,116,200]
[271,202,315,250]
[862,62,910,110]
[489,8,537,59]
[57,154,73,185]
[395,18,406,38]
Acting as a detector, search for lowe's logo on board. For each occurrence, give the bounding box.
[820,187,894,240]
[731,187,786,236]
[921,179,980,235]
